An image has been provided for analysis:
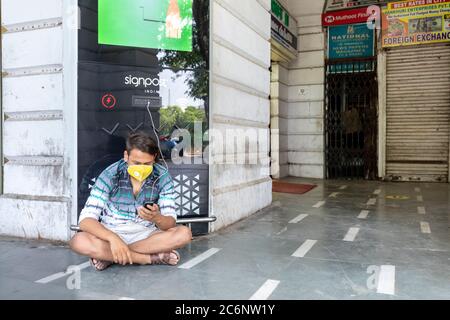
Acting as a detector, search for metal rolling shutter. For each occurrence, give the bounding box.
[386,43,450,182]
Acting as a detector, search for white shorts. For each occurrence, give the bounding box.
[104,222,161,245]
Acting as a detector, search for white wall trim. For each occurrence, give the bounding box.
[1,193,70,202]
[277,115,323,120]
[287,98,324,103]
[5,110,63,121]
[256,0,270,12]
[280,132,323,136]
[212,114,269,128]
[2,64,63,77]
[213,35,270,70]
[212,177,271,196]
[4,156,63,166]
[213,74,269,99]
[2,17,62,34]
[215,0,270,42]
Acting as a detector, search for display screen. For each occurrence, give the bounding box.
[98,0,193,51]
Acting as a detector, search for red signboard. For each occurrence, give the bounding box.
[322,7,372,26]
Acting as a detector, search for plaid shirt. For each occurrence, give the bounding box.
[79,159,177,229]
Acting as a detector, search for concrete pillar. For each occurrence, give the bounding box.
[270,62,289,179]
[0,0,78,241]
[210,0,273,231]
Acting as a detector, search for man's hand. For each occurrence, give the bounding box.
[138,204,161,223]
[138,204,176,231]
[107,234,133,265]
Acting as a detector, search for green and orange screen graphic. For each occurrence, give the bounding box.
[98,0,193,51]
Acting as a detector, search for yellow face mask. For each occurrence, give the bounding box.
[127,165,153,182]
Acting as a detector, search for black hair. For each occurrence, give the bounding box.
[126,132,160,162]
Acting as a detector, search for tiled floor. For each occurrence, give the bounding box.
[1,178,449,299]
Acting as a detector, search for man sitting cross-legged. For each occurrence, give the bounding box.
[70,132,192,271]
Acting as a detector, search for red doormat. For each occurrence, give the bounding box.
[272,180,317,195]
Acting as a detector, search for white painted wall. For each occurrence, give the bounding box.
[0,0,77,241]
[285,0,326,179]
[210,0,272,232]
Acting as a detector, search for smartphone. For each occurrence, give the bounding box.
[144,202,155,210]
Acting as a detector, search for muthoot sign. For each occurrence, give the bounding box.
[124,75,168,88]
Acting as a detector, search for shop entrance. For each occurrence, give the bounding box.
[385,44,450,182]
[325,58,378,180]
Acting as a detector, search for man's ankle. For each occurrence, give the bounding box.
[134,253,152,265]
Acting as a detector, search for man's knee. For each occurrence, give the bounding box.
[69,232,95,256]
[171,226,192,248]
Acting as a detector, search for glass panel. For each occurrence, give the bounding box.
[77,0,210,225]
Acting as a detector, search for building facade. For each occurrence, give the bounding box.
[1,0,449,242]
[321,0,450,182]
[0,0,274,241]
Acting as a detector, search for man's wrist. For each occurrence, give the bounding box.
[105,232,118,242]
[153,213,163,226]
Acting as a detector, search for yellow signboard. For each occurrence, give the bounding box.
[382,0,450,47]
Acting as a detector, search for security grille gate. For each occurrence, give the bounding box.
[386,43,450,182]
[325,58,378,180]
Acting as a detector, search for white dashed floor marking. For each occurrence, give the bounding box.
[292,240,317,258]
[35,261,90,284]
[313,201,325,208]
[343,227,360,242]
[358,210,370,219]
[178,248,221,269]
[249,279,280,300]
[420,222,431,234]
[289,214,308,224]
